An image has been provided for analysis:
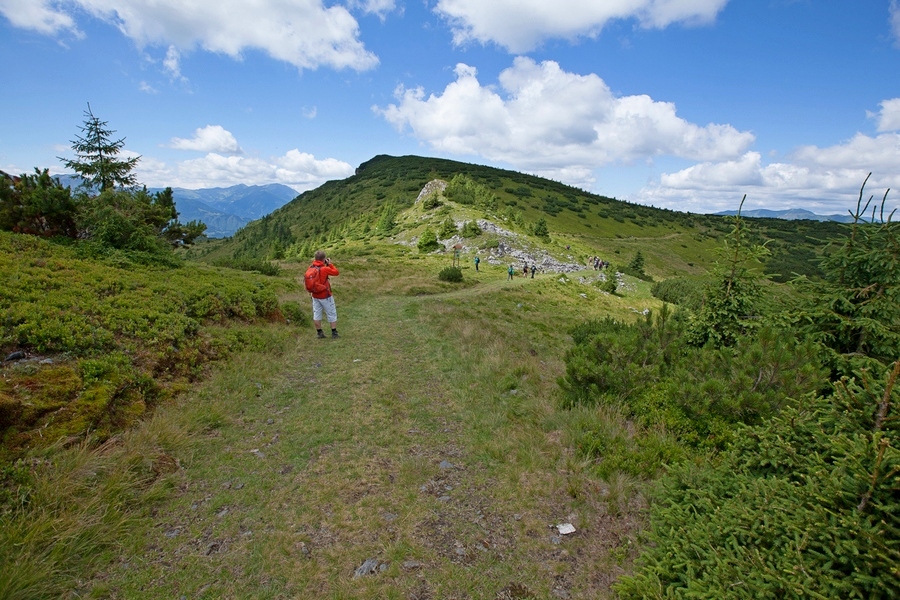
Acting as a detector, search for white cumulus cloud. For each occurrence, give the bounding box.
[376,57,754,178]
[632,135,900,215]
[434,0,729,52]
[0,0,80,36]
[792,132,900,171]
[170,126,242,154]
[138,150,354,192]
[3,0,378,72]
[868,97,900,132]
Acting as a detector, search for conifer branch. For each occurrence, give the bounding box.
[873,359,899,433]
[858,360,898,512]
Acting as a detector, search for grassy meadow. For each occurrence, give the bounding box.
[5,155,891,599]
[2,247,664,599]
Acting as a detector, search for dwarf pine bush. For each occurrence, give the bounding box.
[0,231,293,455]
[417,227,440,252]
[438,266,463,282]
[560,312,824,454]
[616,361,900,599]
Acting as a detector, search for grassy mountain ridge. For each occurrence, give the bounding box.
[195,154,845,284]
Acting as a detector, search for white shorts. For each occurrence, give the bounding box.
[312,295,337,323]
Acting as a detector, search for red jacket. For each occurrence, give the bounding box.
[310,260,339,299]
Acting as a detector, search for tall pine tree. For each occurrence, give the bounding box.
[59,104,140,192]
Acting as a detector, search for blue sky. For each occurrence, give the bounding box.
[2,0,899,215]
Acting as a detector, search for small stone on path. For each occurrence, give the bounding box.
[353,558,382,578]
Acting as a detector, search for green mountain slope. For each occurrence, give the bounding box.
[192,155,845,283]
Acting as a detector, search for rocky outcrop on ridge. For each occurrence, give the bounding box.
[440,220,583,274]
[406,180,584,274]
[415,180,448,203]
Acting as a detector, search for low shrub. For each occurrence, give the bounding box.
[438,218,457,239]
[479,236,500,250]
[650,276,704,310]
[560,314,825,451]
[616,362,900,599]
[421,194,442,210]
[460,221,482,238]
[417,227,441,252]
[438,266,463,283]
[279,300,307,325]
[212,257,281,276]
[0,231,292,457]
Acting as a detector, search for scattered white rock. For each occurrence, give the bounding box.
[556,523,576,535]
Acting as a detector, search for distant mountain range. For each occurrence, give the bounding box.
[51,175,298,237]
[714,208,854,223]
[151,184,299,237]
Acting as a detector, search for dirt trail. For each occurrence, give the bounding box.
[101,288,638,599]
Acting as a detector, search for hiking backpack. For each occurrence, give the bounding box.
[304,265,329,295]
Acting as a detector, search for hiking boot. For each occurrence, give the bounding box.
[317,330,326,339]
[331,331,339,339]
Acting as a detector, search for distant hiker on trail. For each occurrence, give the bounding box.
[531,264,536,278]
[523,263,529,276]
[474,256,480,271]
[507,265,514,280]
[305,250,340,339]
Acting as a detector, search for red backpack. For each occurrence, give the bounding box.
[304,265,329,295]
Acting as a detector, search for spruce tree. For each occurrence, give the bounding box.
[797,175,899,374]
[687,197,769,347]
[59,104,140,192]
[627,250,645,274]
[532,217,550,240]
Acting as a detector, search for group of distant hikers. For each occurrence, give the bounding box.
[506,261,537,280]
[589,255,609,270]
[474,255,537,279]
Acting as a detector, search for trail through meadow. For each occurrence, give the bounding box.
[99,270,641,599]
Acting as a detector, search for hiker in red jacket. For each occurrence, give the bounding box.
[305,250,340,339]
